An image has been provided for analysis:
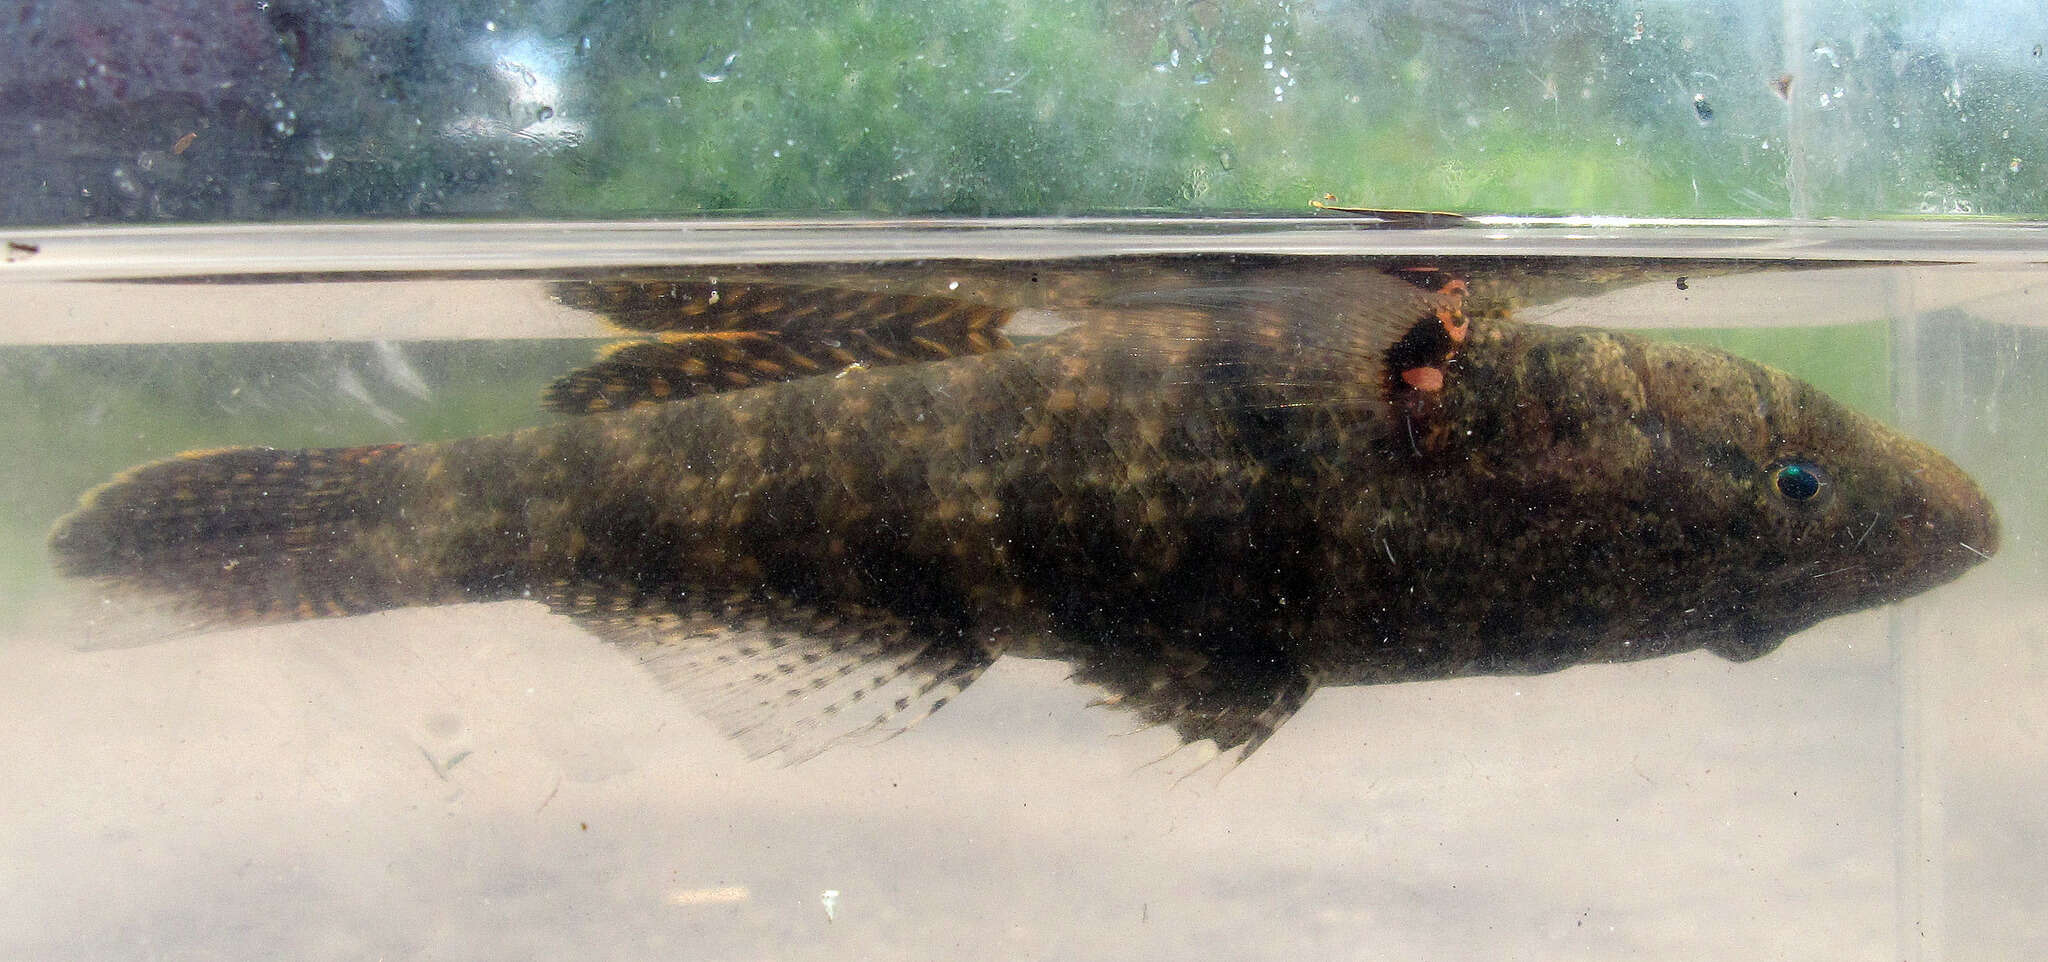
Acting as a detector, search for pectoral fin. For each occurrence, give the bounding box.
[1071,644,1317,760]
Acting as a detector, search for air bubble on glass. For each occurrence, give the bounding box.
[699,50,739,83]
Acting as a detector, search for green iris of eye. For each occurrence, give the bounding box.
[1773,464,1822,501]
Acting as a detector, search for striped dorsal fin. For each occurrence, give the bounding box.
[546,280,1014,413]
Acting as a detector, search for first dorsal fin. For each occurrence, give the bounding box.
[1094,266,1472,451]
[546,280,1014,413]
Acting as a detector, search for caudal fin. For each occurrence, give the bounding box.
[49,443,420,626]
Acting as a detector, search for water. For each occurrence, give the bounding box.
[1,220,2042,961]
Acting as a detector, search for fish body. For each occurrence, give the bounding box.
[50,269,1998,758]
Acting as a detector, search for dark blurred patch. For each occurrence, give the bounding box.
[0,0,553,224]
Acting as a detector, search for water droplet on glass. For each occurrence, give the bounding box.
[1692,93,1713,124]
[305,140,335,174]
[581,36,592,52]
[699,50,739,83]
[2011,158,2023,174]
[484,20,496,32]
[536,105,554,121]
[110,166,140,196]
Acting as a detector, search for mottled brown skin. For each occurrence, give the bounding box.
[50,272,1999,756]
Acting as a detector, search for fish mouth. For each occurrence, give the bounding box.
[1954,478,2001,562]
[1886,450,2000,598]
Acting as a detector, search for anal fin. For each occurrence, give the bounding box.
[549,585,1001,761]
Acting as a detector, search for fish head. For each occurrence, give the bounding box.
[1604,332,1999,659]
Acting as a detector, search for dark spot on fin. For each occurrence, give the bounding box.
[1091,269,1471,453]
[547,280,1013,412]
[1378,268,1469,455]
[550,585,1002,762]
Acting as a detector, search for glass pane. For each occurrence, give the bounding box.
[3,1,2042,960]
[4,1,2044,222]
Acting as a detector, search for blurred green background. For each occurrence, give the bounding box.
[5,0,2045,223]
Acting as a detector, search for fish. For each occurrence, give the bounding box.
[48,264,1999,761]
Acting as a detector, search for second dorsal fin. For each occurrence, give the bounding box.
[546,280,1014,412]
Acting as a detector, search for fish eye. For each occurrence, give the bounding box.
[1769,461,1827,503]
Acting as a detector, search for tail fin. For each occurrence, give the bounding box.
[49,443,419,627]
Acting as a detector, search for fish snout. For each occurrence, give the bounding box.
[1900,451,1999,588]
[1939,474,1999,563]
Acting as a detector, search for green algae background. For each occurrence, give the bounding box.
[7,0,2046,224]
